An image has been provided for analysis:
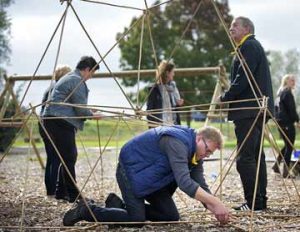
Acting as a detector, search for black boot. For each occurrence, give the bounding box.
[63,199,95,226]
[282,165,295,178]
[105,193,126,209]
[272,156,282,174]
[272,155,282,174]
[283,165,289,178]
[272,162,280,174]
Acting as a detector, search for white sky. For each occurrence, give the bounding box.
[3,0,300,107]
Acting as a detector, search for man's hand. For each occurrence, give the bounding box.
[206,197,230,225]
[215,95,224,107]
[194,187,229,224]
[176,98,184,106]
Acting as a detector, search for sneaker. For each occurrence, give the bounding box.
[282,166,295,178]
[105,193,125,209]
[63,200,85,226]
[233,202,263,212]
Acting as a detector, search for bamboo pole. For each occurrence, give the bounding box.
[8,67,221,81]
[4,76,45,169]
[0,78,12,121]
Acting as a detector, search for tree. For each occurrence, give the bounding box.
[0,0,13,89]
[116,0,233,114]
[0,0,18,152]
[268,49,300,111]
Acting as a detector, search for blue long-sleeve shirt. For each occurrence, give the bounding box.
[43,69,92,130]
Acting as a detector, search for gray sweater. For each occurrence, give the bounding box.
[159,136,211,198]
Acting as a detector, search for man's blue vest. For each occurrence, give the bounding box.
[119,126,196,197]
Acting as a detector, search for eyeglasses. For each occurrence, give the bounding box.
[202,138,213,155]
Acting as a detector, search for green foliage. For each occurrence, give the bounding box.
[268,49,300,111]
[13,119,300,149]
[77,119,148,146]
[0,0,13,67]
[0,99,20,152]
[117,0,233,109]
[269,49,300,90]
[0,0,14,91]
[0,0,18,151]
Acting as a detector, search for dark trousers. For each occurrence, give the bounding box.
[174,108,181,125]
[43,118,79,200]
[39,123,60,195]
[84,163,179,223]
[278,123,296,166]
[234,118,267,208]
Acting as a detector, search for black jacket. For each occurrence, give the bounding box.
[146,84,163,125]
[275,88,299,125]
[221,35,274,121]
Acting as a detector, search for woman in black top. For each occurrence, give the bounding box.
[273,74,299,178]
[146,60,175,128]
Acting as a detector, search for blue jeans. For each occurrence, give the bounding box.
[85,163,179,222]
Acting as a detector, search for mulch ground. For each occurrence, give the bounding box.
[0,147,300,231]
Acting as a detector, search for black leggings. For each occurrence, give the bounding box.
[278,123,296,166]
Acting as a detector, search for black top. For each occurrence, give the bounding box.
[146,84,163,124]
[275,88,299,125]
[40,85,53,116]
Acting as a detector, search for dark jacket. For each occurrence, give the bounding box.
[146,84,163,125]
[275,88,299,125]
[119,126,197,198]
[40,84,54,116]
[43,69,92,130]
[221,35,274,121]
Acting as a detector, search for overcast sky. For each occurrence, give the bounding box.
[3,0,300,107]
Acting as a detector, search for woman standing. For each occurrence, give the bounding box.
[39,65,71,196]
[273,74,300,178]
[146,60,183,128]
[43,56,102,202]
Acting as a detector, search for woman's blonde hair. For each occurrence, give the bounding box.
[277,74,295,96]
[156,60,175,84]
[54,65,71,81]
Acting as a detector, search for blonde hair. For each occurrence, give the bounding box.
[197,126,223,149]
[54,65,71,81]
[156,60,175,84]
[277,74,295,96]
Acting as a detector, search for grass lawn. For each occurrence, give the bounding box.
[13,119,300,149]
